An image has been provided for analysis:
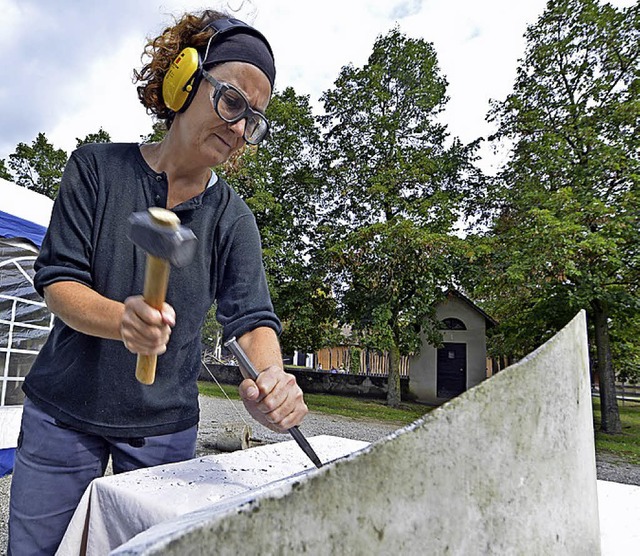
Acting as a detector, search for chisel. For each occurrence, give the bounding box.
[224,337,323,468]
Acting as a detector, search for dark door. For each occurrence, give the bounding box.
[437,342,467,398]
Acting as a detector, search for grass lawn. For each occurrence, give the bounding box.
[198,381,430,425]
[199,382,640,464]
[593,398,640,465]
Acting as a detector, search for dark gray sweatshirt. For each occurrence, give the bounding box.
[24,143,280,437]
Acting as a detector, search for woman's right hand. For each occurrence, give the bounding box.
[120,295,176,355]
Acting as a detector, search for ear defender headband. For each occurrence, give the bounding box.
[162,18,275,113]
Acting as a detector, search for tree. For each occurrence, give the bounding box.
[329,222,464,403]
[8,132,68,199]
[221,88,335,354]
[140,121,168,144]
[318,27,477,406]
[479,0,639,433]
[76,128,112,148]
[0,159,11,181]
[201,304,224,361]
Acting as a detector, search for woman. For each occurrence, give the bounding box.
[8,10,308,555]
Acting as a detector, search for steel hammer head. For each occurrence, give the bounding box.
[127,208,197,267]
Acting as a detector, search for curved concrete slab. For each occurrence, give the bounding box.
[113,310,599,555]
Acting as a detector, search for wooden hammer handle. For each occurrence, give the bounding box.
[136,254,171,384]
[135,207,180,385]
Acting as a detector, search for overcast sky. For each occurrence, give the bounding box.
[0,0,636,174]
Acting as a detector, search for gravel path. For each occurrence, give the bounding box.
[2,395,639,552]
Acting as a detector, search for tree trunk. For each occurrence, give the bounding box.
[592,300,622,434]
[387,343,402,408]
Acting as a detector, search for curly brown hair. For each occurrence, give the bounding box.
[133,10,228,128]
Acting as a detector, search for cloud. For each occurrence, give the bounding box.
[1,0,635,169]
[0,0,546,164]
[0,0,152,157]
[0,0,265,158]
[390,0,424,20]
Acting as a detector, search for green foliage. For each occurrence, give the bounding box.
[274,269,341,353]
[220,88,335,353]
[4,129,114,198]
[76,128,112,148]
[348,347,362,374]
[471,0,640,431]
[475,0,640,358]
[201,304,222,348]
[323,28,476,401]
[8,132,68,199]
[141,121,168,143]
[607,301,640,383]
[593,398,640,465]
[329,220,461,354]
[318,26,476,405]
[0,159,11,181]
[319,26,473,230]
[227,88,321,257]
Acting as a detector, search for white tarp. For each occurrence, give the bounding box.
[0,177,54,234]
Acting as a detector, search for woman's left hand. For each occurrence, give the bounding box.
[238,366,309,433]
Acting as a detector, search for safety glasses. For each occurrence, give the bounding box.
[202,71,269,145]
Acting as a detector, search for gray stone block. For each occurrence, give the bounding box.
[114,310,600,555]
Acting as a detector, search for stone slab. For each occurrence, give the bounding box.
[112,310,600,555]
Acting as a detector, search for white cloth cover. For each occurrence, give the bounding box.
[56,435,368,556]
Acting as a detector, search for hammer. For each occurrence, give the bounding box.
[127,207,197,384]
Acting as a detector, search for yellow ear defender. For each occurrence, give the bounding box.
[161,18,274,114]
[162,47,202,113]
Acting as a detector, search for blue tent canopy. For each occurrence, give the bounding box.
[0,177,53,247]
[0,210,48,248]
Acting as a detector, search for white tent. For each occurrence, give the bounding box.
[0,177,54,476]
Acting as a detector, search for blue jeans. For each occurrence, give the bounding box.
[8,398,197,556]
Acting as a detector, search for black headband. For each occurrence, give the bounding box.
[201,30,276,89]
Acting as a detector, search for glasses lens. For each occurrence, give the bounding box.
[217,88,247,121]
[244,115,268,144]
